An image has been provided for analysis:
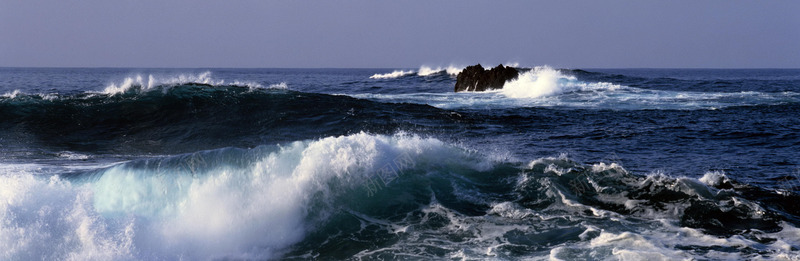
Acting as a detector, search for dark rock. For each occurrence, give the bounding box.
[454,64,519,92]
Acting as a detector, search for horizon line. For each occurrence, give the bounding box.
[2,66,799,70]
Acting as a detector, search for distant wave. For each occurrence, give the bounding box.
[417,65,465,77]
[370,65,466,79]
[102,72,265,95]
[267,82,288,89]
[369,70,415,79]
[1,90,21,98]
[1,72,287,104]
[0,83,450,154]
[351,66,800,110]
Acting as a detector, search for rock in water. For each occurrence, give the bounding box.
[454,64,519,92]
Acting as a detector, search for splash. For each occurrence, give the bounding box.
[418,65,465,76]
[501,66,621,99]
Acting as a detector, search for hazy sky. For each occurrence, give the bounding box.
[2,0,799,68]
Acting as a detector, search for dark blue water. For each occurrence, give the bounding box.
[1,67,799,260]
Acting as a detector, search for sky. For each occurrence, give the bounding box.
[1,0,799,68]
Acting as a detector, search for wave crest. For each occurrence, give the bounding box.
[369,70,415,79]
[0,132,467,260]
[102,72,264,95]
[1,90,21,99]
[418,65,465,76]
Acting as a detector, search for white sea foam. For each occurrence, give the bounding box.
[387,172,800,260]
[57,151,90,160]
[267,82,288,89]
[0,172,136,260]
[1,90,63,101]
[549,221,800,260]
[369,70,415,79]
[102,72,263,95]
[538,159,800,260]
[699,171,730,187]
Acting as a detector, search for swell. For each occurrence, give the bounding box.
[0,84,458,155]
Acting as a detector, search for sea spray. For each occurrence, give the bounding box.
[500,66,621,98]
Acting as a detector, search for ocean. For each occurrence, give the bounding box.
[1,66,799,260]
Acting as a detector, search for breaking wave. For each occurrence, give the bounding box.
[369,70,415,79]
[417,65,465,76]
[0,133,469,260]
